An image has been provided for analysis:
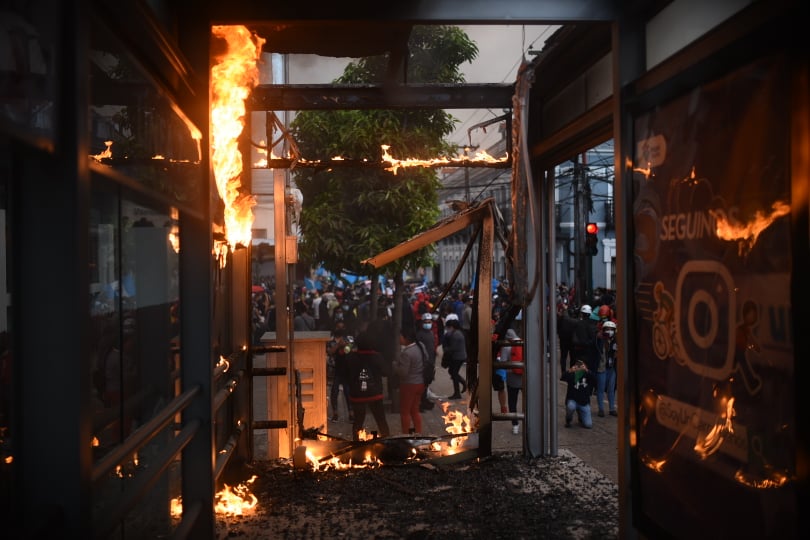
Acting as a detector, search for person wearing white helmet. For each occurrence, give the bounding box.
[415,312,437,411]
[572,304,599,372]
[595,320,618,417]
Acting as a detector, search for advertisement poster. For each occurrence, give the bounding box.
[632,55,795,538]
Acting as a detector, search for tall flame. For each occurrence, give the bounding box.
[210,25,265,250]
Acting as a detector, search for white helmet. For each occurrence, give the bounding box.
[444,313,459,322]
[602,321,617,330]
[580,304,592,315]
[421,312,433,321]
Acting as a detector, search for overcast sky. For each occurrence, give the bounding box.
[285,25,559,153]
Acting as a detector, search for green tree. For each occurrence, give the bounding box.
[291,26,478,324]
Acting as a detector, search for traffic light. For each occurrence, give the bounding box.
[585,222,598,256]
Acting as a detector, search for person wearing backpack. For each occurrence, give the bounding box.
[394,326,427,435]
[340,331,390,440]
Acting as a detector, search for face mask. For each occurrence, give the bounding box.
[604,330,615,338]
[423,323,432,330]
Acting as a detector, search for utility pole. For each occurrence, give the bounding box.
[463,144,479,202]
[573,155,582,308]
[573,153,592,308]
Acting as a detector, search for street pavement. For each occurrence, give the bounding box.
[324,352,619,485]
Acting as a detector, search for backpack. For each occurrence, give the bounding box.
[511,345,524,375]
[348,351,383,398]
[417,341,435,385]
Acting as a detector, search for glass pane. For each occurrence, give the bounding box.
[90,182,182,537]
[0,6,56,140]
[95,424,180,539]
[89,18,203,207]
[631,55,795,538]
[0,139,13,514]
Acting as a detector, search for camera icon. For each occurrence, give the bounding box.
[673,260,736,380]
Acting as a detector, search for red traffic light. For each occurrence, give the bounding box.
[585,222,598,234]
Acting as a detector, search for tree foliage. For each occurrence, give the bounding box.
[291,26,478,277]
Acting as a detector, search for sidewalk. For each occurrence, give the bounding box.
[326,356,619,485]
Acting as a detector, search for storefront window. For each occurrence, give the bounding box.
[0,6,56,142]
[89,18,203,208]
[90,182,182,537]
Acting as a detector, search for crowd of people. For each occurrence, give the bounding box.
[250,277,521,440]
[556,283,619,427]
[251,277,616,438]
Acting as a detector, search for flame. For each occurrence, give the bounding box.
[91,141,113,162]
[171,475,259,518]
[168,224,180,253]
[91,436,99,447]
[381,144,508,175]
[640,454,667,472]
[215,475,259,516]
[210,25,265,251]
[253,141,285,168]
[167,207,180,253]
[710,201,790,256]
[212,223,229,268]
[216,356,230,373]
[4,456,12,464]
[627,156,653,179]
[734,469,790,489]
[302,430,384,471]
[694,396,735,459]
[254,143,268,168]
[170,497,183,518]
[291,145,507,173]
[441,402,472,452]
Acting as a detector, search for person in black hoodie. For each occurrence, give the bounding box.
[572,304,599,373]
[340,331,391,440]
[561,359,596,428]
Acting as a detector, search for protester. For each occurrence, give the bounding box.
[327,324,353,422]
[461,294,474,354]
[415,312,437,411]
[595,320,618,417]
[340,331,391,440]
[572,304,599,372]
[441,317,467,400]
[596,304,617,333]
[293,301,316,331]
[561,359,596,428]
[394,326,426,434]
[501,328,524,435]
[492,324,509,416]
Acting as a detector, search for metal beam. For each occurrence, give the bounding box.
[249,83,514,111]
[361,200,496,269]
[211,0,619,23]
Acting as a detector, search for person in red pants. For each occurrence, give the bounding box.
[394,326,426,435]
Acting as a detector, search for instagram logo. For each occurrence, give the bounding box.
[673,261,736,380]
